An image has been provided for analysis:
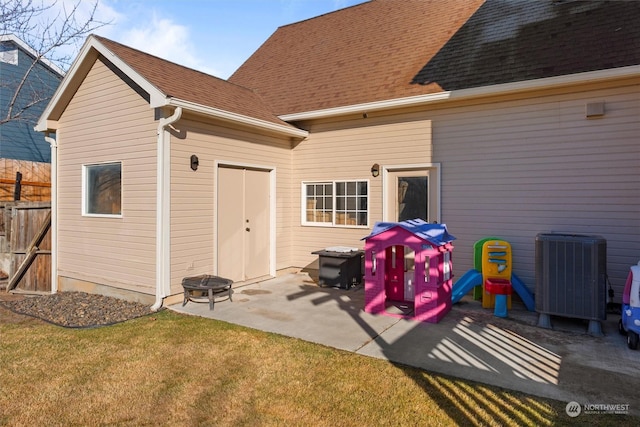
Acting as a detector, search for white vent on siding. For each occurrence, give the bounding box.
[585,102,605,118]
[0,49,18,65]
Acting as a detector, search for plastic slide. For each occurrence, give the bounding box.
[511,273,535,311]
[452,269,483,304]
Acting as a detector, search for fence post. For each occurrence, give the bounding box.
[13,172,22,201]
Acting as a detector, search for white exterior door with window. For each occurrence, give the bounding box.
[386,170,429,223]
[384,165,440,224]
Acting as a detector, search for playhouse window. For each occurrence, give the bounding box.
[302,180,368,227]
[443,251,451,281]
[83,162,122,217]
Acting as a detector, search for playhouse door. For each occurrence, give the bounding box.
[385,245,405,301]
[217,166,271,282]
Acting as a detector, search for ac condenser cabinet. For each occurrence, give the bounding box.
[535,233,607,324]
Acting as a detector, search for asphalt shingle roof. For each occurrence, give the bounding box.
[94,36,295,128]
[411,0,640,90]
[230,0,640,116]
[229,0,485,115]
[92,0,640,123]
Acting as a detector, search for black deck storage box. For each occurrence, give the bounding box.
[312,249,363,289]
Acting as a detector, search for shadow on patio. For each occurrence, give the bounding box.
[170,271,640,421]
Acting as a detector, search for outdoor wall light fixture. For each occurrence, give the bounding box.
[371,163,380,178]
[190,154,199,171]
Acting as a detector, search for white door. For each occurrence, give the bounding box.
[386,170,430,223]
[217,166,270,282]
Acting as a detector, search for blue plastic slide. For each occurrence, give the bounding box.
[452,269,483,304]
[511,273,535,311]
[452,270,535,310]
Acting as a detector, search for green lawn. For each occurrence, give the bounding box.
[0,309,635,426]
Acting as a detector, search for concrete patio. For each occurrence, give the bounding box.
[169,271,640,417]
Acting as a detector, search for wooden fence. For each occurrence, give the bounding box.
[0,159,51,202]
[0,202,51,292]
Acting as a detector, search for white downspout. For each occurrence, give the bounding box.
[151,107,182,311]
[44,133,58,294]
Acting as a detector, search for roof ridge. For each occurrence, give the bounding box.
[275,0,369,30]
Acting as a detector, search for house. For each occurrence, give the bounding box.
[36,0,640,309]
[1,34,63,162]
[0,34,61,201]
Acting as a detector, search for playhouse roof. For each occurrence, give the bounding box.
[362,219,456,246]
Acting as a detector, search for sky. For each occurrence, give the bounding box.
[42,0,366,79]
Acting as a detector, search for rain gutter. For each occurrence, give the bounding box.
[44,132,58,294]
[279,65,640,122]
[167,99,308,139]
[151,106,182,311]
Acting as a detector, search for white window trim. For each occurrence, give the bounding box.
[382,163,441,224]
[82,161,123,218]
[301,180,370,228]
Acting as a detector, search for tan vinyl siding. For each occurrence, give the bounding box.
[169,116,293,295]
[427,79,640,300]
[291,115,432,268]
[290,78,638,302]
[56,58,158,294]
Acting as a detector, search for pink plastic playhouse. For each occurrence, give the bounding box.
[362,219,455,323]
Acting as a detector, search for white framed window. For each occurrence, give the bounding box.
[302,180,368,227]
[82,162,122,217]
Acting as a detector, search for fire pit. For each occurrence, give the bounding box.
[181,275,233,310]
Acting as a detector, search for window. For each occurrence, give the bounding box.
[83,162,122,216]
[303,180,368,227]
[385,164,441,224]
[397,176,428,222]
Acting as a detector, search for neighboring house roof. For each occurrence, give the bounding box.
[229,0,485,116]
[37,36,306,137]
[230,0,640,117]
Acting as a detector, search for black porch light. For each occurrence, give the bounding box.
[371,163,380,178]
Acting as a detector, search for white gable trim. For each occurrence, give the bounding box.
[35,35,307,138]
[279,65,640,122]
[35,35,166,131]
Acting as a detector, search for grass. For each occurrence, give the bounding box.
[0,308,636,426]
